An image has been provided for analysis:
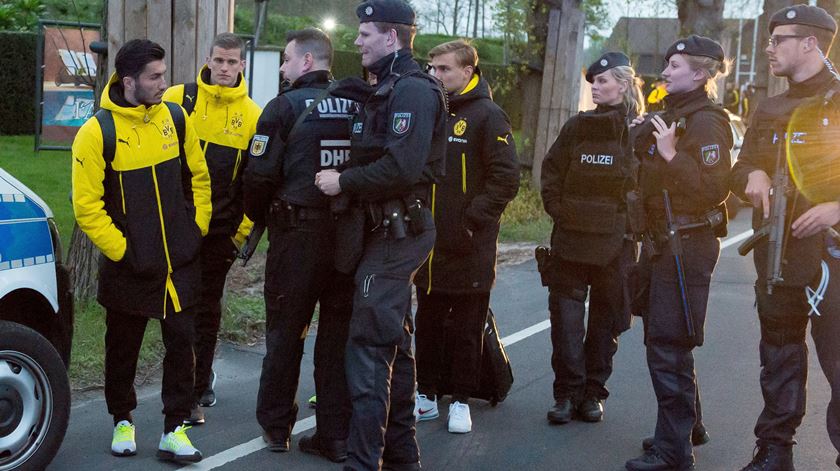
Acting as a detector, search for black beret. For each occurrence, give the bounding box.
[356,0,416,26]
[665,35,725,62]
[769,4,837,34]
[586,52,631,83]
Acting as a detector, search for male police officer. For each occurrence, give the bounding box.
[730,5,840,469]
[412,39,519,434]
[243,28,354,462]
[163,33,261,424]
[315,1,447,469]
[72,39,211,463]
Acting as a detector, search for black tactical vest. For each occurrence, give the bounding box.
[277,87,357,208]
[553,109,637,266]
[347,71,447,202]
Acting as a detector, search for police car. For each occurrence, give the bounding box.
[0,168,73,470]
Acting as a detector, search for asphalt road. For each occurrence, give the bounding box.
[52,210,839,470]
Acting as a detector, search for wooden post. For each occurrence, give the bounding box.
[531,0,585,189]
[106,0,233,86]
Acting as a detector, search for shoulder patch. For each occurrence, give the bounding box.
[701,144,721,166]
[392,112,412,135]
[250,135,269,157]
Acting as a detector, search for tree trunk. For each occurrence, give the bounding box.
[753,0,794,103]
[66,0,109,301]
[531,0,585,189]
[452,0,460,37]
[473,0,480,38]
[676,0,725,38]
[466,0,472,37]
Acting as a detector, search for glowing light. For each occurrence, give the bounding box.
[323,18,337,31]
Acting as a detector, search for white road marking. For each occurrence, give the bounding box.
[721,229,754,250]
[179,315,555,470]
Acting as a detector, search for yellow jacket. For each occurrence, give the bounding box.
[163,66,261,246]
[72,73,211,317]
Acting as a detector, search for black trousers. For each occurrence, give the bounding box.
[414,291,489,401]
[193,233,237,400]
[256,224,353,440]
[547,243,634,403]
[344,213,435,471]
[753,252,840,456]
[104,307,195,433]
[642,229,719,466]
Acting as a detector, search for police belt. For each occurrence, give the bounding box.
[269,201,332,228]
[365,197,428,239]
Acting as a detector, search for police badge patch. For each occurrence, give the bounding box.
[701,144,721,166]
[392,112,412,135]
[250,135,269,157]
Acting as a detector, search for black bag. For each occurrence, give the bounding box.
[437,308,514,406]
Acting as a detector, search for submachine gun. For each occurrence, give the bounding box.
[737,141,789,294]
[238,222,266,266]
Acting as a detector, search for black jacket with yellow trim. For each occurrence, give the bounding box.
[163,66,260,245]
[414,72,520,294]
[72,73,212,318]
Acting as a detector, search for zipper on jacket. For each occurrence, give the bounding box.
[461,153,467,194]
[151,165,182,316]
[426,183,436,294]
[232,149,243,183]
[118,173,127,214]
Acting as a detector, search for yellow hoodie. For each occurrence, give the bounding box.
[72,73,212,316]
[163,66,261,246]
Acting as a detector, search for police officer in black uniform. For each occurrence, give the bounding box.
[625,36,732,471]
[243,28,354,461]
[314,1,447,469]
[539,52,641,425]
[730,6,840,470]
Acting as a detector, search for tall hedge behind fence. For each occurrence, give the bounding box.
[1,31,37,136]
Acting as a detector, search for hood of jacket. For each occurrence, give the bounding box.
[448,68,492,110]
[102,72,168,124]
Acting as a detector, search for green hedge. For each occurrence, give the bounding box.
[0,31,37,135]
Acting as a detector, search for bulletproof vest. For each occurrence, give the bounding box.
[346,71,448,202]
[277,87,357,208]
[747,84,840,286]
[553,109,636,266]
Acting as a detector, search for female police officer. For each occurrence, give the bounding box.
[625,36,732,471]
[540,52,644,425]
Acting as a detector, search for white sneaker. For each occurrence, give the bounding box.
[157,425,202,463]
[448,401,472,434]
[111,420,136,456]
[413,393,439,421]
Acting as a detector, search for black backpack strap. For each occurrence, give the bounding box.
[164,102,192,196]
[95,109,116,165]
[181,82,199,115]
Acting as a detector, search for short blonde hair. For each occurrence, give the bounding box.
[685,55,732,100]
[428,39,478,68]
[608,65,645,117]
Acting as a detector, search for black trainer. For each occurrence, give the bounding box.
[199,370,217,407]
[298,433,347,463]
[642,425,710,451]
[183,404,205,426]
[738,443,793,471]
[626,449,694,471]
[576,397,604,422]
[262,430,290,452]
[547,398,574,424]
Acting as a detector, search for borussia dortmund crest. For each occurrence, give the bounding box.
[161,120,175,138]
[454,119,467,137]
[231,112,243,129]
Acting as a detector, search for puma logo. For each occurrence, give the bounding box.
[497,135,510,145]
[74,156,84,167]
[117,138,130,146]
[185,94,195,103]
